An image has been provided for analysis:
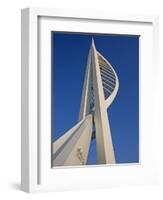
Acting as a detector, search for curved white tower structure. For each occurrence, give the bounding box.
[53,38,119,166]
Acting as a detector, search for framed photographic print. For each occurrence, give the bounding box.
[21,8,159,192]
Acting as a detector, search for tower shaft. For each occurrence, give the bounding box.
[79,39,115,164]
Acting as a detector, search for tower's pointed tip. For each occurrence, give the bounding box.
[91,37,96,49]
[91,37,95,45]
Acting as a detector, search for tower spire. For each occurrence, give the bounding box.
[91,37,96,50]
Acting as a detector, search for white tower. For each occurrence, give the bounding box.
[53,38,119,166]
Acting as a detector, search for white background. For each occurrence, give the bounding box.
[0,0,162,199]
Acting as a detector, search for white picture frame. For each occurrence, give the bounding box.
[21,7,159,193]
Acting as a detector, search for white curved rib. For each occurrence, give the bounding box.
[97,51,119,108]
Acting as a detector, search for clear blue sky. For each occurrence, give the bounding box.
[52,32,139,164]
